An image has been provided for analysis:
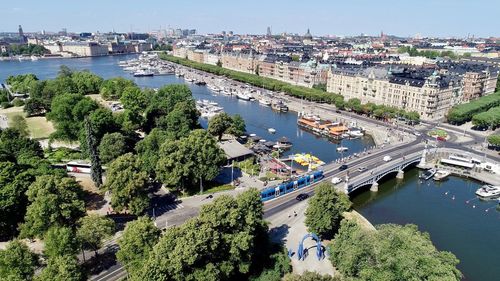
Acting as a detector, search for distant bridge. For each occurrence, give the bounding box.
[343,151,424,194]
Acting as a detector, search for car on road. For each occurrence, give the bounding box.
[357,167,367,172]
[331,177,343,184]
[339,164,348,171]
[296,193,309,201]
[436,136,446,142]
[414,132,422,136]
[383,155,392,162]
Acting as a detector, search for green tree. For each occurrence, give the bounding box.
[77,214,115,257]
[6,74,38,94]
[116,217,160,276]
[330,220,462,281]
[20,175,85,238]
[227,114,246,136]
[304,182,351,239]
[99,132,129,164]
[0,240,38,281]
[10,115,29,137]
[156,129,226,193]
[208,112,233,140]
[84,117,103,188]
[135,128,169,177]
[47,93,98,141]
[36,255,84,281]
[103,153,150,215]
[137,189,267,281]
[43,226,79,259]
[71,71,103,95]
[159,100,199,139]
[120,86,149,113]
[100,77,137,100]
[115,109,144,132]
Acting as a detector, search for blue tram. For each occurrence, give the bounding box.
[260,170,324,201]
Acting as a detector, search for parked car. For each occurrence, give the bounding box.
[383,156,392,162]
[357,167,367,172]
[331,177,343,184]
[437,136,446,142]
[296,193,309,201]
[339,164,348,171]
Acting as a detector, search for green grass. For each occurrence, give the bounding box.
[1,106,55,139]
[428,129,448,138]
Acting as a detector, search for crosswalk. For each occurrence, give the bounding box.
[153,202,185,215]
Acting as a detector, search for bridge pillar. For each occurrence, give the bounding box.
[396,170,404,179]
[418,144,427,168]
[370,182,379,192]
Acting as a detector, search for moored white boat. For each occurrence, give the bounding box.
[433,170,451,181]
[475,185,500,198]
[259,99,272,106]
[268,128,276,134]
[337,146,348,152]
[419,168,437,180]
[236,92,251,101]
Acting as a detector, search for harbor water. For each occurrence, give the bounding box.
[1,55,499,281]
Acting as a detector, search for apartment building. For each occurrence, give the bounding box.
[221,52,257,74]
[327,65,463,120]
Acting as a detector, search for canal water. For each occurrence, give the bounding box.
[1,55,499,281]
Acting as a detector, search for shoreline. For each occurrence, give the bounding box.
[0,52,138,62]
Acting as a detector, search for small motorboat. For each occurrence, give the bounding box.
[419,168,437,180]
[475,185,500,198]
[337,146,348,152]
[259,99,272,106]
[268,128,276,134]
[275,137,293,149]
[433,170,451,181]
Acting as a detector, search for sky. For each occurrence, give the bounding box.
[1,0,499,38]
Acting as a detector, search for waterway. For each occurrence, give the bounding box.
[1,55,499,281]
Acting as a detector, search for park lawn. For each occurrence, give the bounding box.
[1,106,55,139]
[179,182,235,197]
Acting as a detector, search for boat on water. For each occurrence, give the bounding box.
[31,55,39,61]
[433,170,451,181]
[268,128,276,134]
[349,130,364,138]
[236,92,251,101]
[337,146,348,152]
[274,136,293,150]
[475,185,500,198]
[133,70,154,77]
[419,168,437,180]
[271,101,288,112]
[209,101,218,106]
[259,99,272,106]
[195,80,207,85]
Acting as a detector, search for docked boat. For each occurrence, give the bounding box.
[259,99,272,106]
[419,168,437,180]
[268,128,276,134]
[475,185,500,198]
[433,170,451,181]
[337,146,348,152]
[236,92,251,101]
[349,130,364,138]
[195,80,206,85]
[133,70,154,77]
[274,137,293,150]
[271,101,288,112]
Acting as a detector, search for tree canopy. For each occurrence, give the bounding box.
[100,77,137,101]
[103,153,150,215]
[156,129,226,193]
[20,175,86,238]
[0,240,38,281]
[136,189,268,281]
[447,92,500,124]
[329,220,462,281]
[208,112,233,140]
[305,182,351,239]
[135,128,169,178]
[35,255,84,281]
[43,226,79,259]
[99,132,130,164]
[77,214,115,257]
[116,217,161,277]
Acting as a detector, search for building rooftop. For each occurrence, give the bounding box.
[218,139,254,160]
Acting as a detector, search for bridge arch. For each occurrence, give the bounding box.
[297,233,323,261]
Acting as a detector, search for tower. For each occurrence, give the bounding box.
[18,25,26,43]
[266,26,272,37]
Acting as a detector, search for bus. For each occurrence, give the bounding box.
[66,161,91,174]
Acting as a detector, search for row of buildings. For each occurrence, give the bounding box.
[172,43,499,120]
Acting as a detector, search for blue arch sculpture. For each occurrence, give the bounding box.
[297,233,323,261]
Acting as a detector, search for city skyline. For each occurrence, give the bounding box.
[2,0,500,38]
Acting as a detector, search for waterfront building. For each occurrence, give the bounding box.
[327,65,463,120]
[221,52,258,74]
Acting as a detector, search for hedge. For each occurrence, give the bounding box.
[160,54,345,106]
[446,92,500,124]
[472,106,500,129]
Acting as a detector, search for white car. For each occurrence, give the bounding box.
[383,156,392,162]
[414,132,422,136]
[331,177,343,184]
